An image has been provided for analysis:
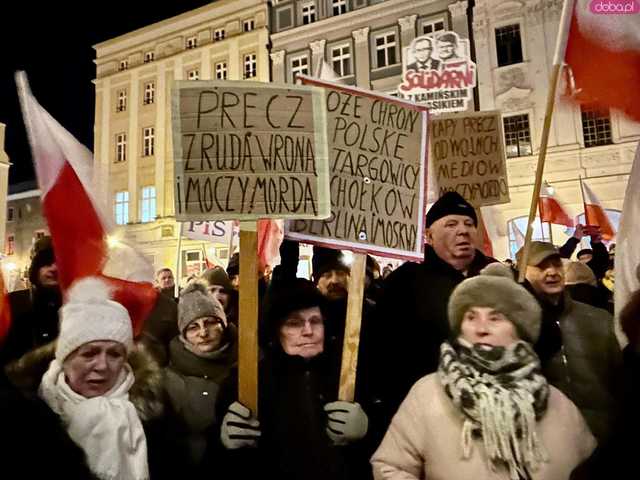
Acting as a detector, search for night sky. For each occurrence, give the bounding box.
[0,1,213,187]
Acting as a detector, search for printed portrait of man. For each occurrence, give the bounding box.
[406,36,442,72]
[436,32,463,63]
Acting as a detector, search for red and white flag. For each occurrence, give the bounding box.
[564,0,640,122]
[257,219,284,273]
[538,181,574,227]
[16,72,157,335]
[580,178,615,241]
[0,267,11,346]
[511,222,526,250]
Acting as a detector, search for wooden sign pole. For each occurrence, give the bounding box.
[338,252,367,401]
[238,220,259,415]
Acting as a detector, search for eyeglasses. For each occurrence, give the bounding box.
[282,316,323,330]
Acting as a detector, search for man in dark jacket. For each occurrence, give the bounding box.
[375,192,496,412]
[559,224,609,280]
[1,236,62,366]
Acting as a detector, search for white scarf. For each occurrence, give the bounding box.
[39,360,150,480]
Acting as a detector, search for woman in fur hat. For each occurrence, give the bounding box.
[371,264,596,480]
[6,277,170,480]
[164,281,237,473]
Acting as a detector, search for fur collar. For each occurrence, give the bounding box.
[5,340,165,421]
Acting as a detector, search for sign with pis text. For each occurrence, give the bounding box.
[172,81,331,221]
[430,111,509,207]
[286,77,429,261]
[183,220,234,244]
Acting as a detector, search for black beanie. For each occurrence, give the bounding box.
[28,236,55,286]
[426,191,477,227]
[311,246,350,283]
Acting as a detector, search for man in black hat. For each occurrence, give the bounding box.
[374,192,496,412]
[1,236,63,365]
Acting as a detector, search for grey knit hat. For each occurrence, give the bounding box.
[178,281,226,334]
[448,263,542,343]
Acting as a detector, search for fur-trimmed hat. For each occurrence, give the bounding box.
[564,261,597,287]
[448,262,542,343]
[201,267,234,292]
[56,277,133,362]
[28,236,55,286]
[178,281,226,334]
[312,246,350,283]
[426,192,477,228]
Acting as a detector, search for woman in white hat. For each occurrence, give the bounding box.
[38,277,154,480]
[371,264,596,480]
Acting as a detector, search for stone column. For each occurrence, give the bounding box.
[448,1,469,37]
[310,39,326,78]
[352,27,370,89]
[398,15,417,67]
[127,70,139,224]
[155,62,167,218]
[270,50,286,84]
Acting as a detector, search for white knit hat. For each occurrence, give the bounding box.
[56,277,133,362]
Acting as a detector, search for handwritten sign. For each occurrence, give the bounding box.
[430,111,509,207]
[286,78,429,261]
[172,81,331,221]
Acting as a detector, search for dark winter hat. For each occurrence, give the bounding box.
[201,267,234,292]
[178,281,226,334]
[226,252,240,277]
[263,278,327,341]
[576,248,593,259]
[366,255,380,279]
[28,236,55,285]
[426,192,477,228]
[516,241,560,267]
[311,246,350,283]
[448,262,542,344]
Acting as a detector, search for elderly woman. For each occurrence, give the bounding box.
[371,265,596,480]
[211,278,371,480]
[33,277,161,480]
[164,281,236,472]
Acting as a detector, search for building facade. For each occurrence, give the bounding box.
[93,0,270,281]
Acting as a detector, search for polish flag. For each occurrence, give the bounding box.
[538,181,574,227]
[580,178,615,241]
[564,0,640,122]
[16,72,157,336]
[257,219,284,273]
[511,222,526,250]
[0,267,11,346]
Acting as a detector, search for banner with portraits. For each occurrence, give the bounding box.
[398,31,477,114]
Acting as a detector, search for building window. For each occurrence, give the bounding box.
[581,105,613,148]
[183,250,206,277]
[503,114,532,158]
[422,19,445,35]
[115,133,127,163]
[331,44,351,77]
[495,24,523,67]
[243,19,255,32]
[115,191,129,225]
[144,51,154,63]
[244,53,257,79]
[374,32,397,68]
[119,60,128,71]
[5,235,14,256]
[186,36,197,49]
[302,2,316,24]
[7,207,14,222]
[215,62,228,80]
[143,82,155,105]
[116,90,127,112]
[214,28,226,41]
[143,127,155,156]
[140,186,157,223]
[332,0,347,16]
[187,69,200,81]
[291,55,309,81]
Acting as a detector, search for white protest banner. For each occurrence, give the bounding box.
[286,77,429,261]
[430,110,509,207]
[172,81,331,221]
[183,220,233,244]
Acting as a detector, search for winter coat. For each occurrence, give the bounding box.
[211,346,369,480]
[4,341,178,480]
[371,373,596,480]
[164,326,237,470]
[529,291,622,446]
[373,246,496,412]
[1,286,62,366]
[138,292,179,367]
[0,370,96,479]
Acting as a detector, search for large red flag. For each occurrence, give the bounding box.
[564,0,640,122]
[538,181,574,227]
[17,72,157,336]
[580,178,615,241]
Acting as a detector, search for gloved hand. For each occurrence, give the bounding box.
[220,401,261,449]
[324,401,369,446]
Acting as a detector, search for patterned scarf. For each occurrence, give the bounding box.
[438,339,550,480]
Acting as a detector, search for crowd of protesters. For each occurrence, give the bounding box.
[1,191,636,479]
